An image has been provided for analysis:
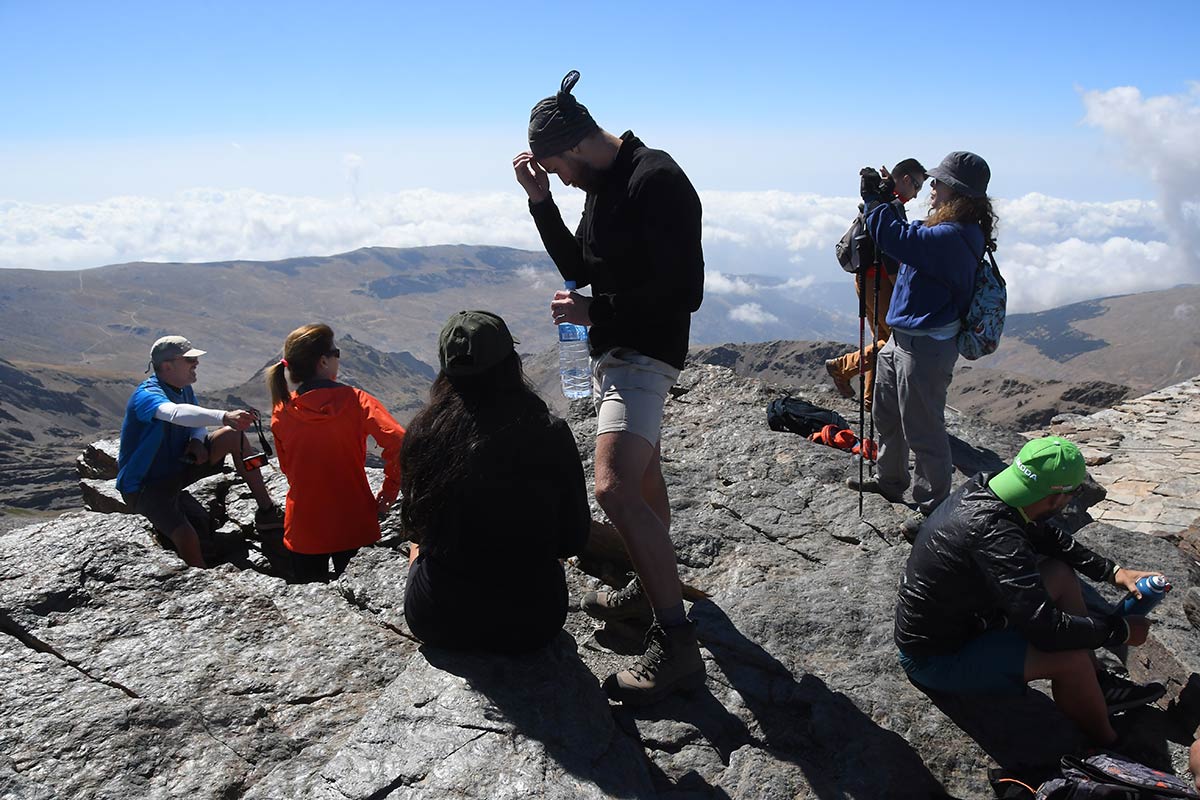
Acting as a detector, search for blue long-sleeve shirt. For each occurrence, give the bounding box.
[865,201,981,333]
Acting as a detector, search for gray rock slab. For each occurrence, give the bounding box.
[247,638,656,800]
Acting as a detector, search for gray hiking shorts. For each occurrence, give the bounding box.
[592,347,680,447]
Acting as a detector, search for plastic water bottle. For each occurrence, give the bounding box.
[1118,575,1171,616]
[558,281,591,400]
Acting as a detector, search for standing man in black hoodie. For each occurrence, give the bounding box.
[512,70,705,704]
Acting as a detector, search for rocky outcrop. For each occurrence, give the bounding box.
[3,363,1199,799]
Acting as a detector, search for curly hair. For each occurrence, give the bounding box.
[926,195,999,253]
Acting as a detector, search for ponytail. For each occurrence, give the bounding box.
[267,361,290,408]
[270,323,335,408]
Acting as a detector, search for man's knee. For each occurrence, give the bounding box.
[1028,646,1093,681]
[595,473,636,517]
[1039,558,1079,593]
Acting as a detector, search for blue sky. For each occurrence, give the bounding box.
[0,0,1197,316]
[2,0,1195,200]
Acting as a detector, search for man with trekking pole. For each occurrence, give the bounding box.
[829,159,926,513]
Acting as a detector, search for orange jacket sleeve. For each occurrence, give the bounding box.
[358,390,405,502]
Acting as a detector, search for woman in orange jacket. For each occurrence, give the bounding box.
[267,323,405,582]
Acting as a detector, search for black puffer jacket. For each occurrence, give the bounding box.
[894,473,1126,656]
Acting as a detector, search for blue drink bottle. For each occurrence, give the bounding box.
[1118,575,1171,616]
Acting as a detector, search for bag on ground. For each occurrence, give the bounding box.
[1033,753,1200,799]
[767,397,849,437]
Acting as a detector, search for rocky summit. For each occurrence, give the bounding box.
[4,363,1200,799]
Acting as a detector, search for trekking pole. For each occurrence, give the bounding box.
[857,268,866,518]
[869,256,881,477]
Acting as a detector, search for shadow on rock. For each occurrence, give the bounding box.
[913,679,1084,775]
[634,600,953,799]
[949,435,1006,477]
[311,632,656,799]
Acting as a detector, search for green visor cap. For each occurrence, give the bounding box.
[988,436,1087,508]
[438,310,519,377]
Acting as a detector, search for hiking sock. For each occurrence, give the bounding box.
[654,603,687,627]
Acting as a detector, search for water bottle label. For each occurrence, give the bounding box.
[558,324,586,343]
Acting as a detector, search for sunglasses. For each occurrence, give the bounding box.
[177,356,199,365]
[326,348,340,358]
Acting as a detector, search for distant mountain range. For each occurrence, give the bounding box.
[0,245,856,389]
[1,244,1196,515]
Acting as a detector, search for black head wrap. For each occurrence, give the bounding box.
[528,70,600,159]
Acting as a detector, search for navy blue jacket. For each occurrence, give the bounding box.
[865,201,981,332]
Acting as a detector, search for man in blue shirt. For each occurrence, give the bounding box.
[117,335,282,567]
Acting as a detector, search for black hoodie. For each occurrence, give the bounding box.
[529,131,704,370]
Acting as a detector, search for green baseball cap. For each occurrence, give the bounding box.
[988,436,1087,508]
[438,310,518,377]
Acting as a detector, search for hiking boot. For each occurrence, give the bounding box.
[603,621,706,706]
[845,476,904,504]
[254,504,285,531]
[897,516,924,544]
[1096,670,1165,714]
[825,359,855,399]
[581,575,652,625]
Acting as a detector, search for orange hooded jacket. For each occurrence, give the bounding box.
[271,384,405,555]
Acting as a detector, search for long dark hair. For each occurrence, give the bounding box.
[267,323,335,407]
[399,352,548,544]
[927,195,999,253]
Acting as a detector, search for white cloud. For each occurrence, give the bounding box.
[728,302,779,325]
[705,270,757,295]
[1081,84,1200,274]
[515,264,546,290]
[3,96,1196,323]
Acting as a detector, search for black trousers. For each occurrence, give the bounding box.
[290,548,359,583]
[404,553,568,654]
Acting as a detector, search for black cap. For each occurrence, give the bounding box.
[528,70,600,159]
[438,311,518,377]
[927,151,990,197]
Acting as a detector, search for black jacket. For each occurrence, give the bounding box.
[894,473,1125,656]
[402,405,590,653]
[529,131,704,370]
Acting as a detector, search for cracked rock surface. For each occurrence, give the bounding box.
[4,363,1199,798]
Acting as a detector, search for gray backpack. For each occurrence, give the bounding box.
[1035,754,1199,799]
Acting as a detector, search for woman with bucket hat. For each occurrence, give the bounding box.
[848,152,998,515]
[400,311,591,653]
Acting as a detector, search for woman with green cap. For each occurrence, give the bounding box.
[400,310,591,653]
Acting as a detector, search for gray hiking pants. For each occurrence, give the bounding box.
[872,330,958,515]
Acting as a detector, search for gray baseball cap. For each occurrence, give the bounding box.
[150,335,206,367]
[927,151,991,198]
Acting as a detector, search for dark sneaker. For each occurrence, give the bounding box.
[845,476,904,504]
[603,621,706,706]
[581,575,652,625]
[897,516,924,544]
[254,504,285,531]
[825,359,855,399]
[1096,670,1166,714]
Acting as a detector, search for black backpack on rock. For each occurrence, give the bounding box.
[766,397,849,437]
